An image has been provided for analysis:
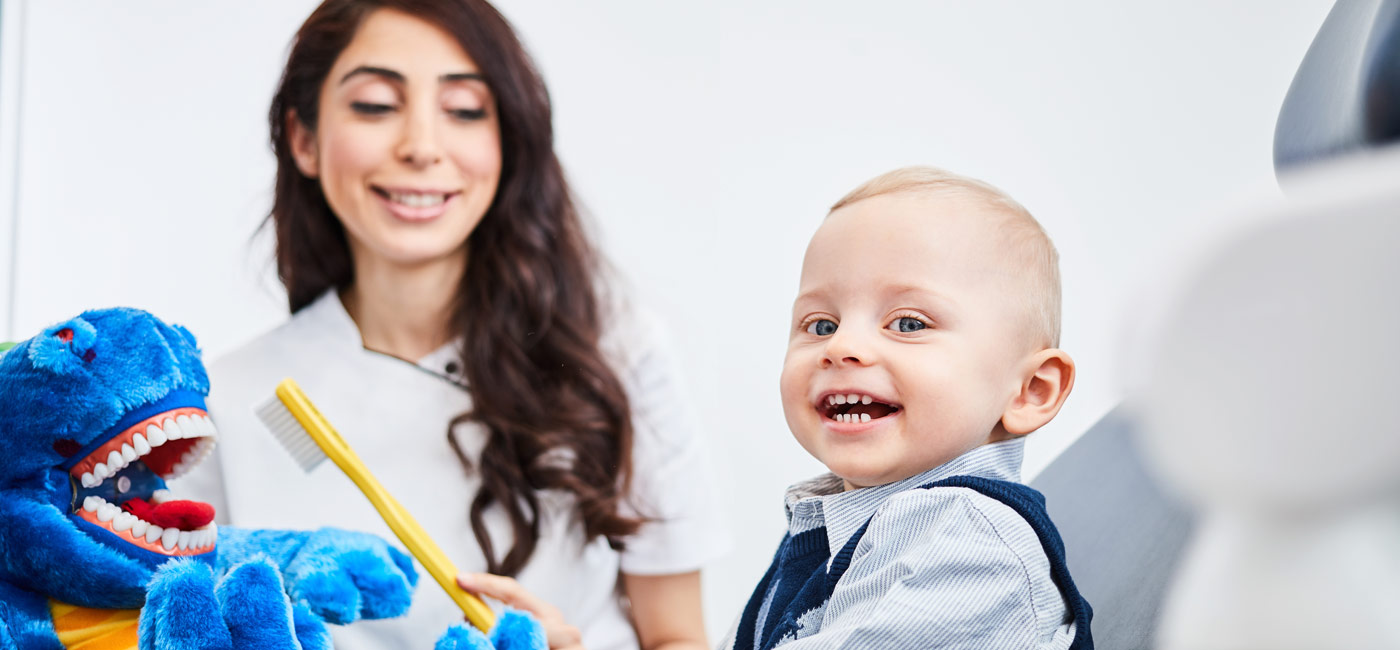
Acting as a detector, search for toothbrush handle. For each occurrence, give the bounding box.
[279,380,496,632]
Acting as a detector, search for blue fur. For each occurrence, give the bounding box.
[430,610,548,650]
[139,560,232,650]
[490,610,549,650]
[436,624,497,650]
[217,527,419,624]
[0,309,419,649]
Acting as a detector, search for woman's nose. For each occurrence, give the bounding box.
[395,104,443,168]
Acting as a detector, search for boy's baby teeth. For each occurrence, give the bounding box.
[861,395,872,405]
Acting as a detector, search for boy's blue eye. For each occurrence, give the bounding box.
[806,319,837,336]
[889,317,926,333]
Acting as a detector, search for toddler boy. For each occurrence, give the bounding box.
[724,167,1093,649]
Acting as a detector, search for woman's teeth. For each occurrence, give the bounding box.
[388,191,447,207]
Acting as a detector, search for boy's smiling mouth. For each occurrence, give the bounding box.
[817,392,902,424]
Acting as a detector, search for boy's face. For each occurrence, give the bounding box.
[780,192,1034,490]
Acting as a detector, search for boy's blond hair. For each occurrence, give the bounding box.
[831,166,1062,348]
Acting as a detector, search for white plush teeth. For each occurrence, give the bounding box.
[177,531,191,550]
[133,433,151,456]
[131,520,149,538]
[93,463,109,480]
[151,489,172,503]
[161,527,179,550]
[83,496,100,512]
[121,444,137,463]
[145,525,164,544]
[163,418,183,441]
[97,504,118,522]
[81,473,97,488]
[107,451,124,471]
[861,395,872,405]
[146,424,167,446]
[112,512,136,532]
[860,413,871,423]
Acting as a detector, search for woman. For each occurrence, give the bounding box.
[184,2,726,648]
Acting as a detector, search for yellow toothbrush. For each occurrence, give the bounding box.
[256,377,496,633]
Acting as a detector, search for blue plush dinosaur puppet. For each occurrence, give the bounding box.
[0,309,545,650]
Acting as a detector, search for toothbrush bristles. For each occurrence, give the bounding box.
[256,395,328,473]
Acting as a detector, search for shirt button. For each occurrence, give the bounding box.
[445,361,460,375]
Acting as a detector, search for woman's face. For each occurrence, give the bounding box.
[290,8,502,271]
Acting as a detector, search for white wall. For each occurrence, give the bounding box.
[2,0,1334,640]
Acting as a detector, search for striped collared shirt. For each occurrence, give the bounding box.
[722,438,1077,649]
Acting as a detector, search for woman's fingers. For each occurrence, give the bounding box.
[457,573,553,616]
[456,573,583,649]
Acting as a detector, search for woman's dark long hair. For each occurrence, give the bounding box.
[268,0,641,576]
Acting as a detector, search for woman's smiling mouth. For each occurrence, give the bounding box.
[371,185,461,221]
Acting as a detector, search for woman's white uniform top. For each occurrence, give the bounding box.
[175,291,729,650]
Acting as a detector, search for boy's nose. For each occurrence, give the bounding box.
[821,329,872,368]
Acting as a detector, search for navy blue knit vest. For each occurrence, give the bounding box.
[734,475,1094,649]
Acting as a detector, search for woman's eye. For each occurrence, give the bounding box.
[806,319,838,336]
[449,108,487,121]
[888,317,927,333]
[351,101,395,115]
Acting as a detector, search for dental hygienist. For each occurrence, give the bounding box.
[177,2,727,649]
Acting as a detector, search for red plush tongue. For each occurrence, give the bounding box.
[123,498,215,531]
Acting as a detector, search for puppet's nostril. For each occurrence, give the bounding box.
[83,349,96,363]
[53,438,81,458]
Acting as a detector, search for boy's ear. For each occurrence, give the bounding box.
[287,109,320,178]
[1002,349,1075,437]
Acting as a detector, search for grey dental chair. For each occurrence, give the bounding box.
[1028,2,1400,648]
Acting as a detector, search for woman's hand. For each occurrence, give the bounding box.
[456,573,584,650]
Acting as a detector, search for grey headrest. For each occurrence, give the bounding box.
[1274,0,1400,172]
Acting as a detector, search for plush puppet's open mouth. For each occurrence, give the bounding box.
[818,392,902,424]
[65,404,218,556]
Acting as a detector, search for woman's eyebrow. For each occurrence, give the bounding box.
[338,67,484,86]
[339,65,403,85]
[440,72,484,83]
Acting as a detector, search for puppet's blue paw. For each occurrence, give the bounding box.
[432,611,546,650]
[283,527,418,624]
[215,558,319,650]
[490,610,548,650]
[435,624,495,650]
[291,600,332,650]
[141,560,233,650]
